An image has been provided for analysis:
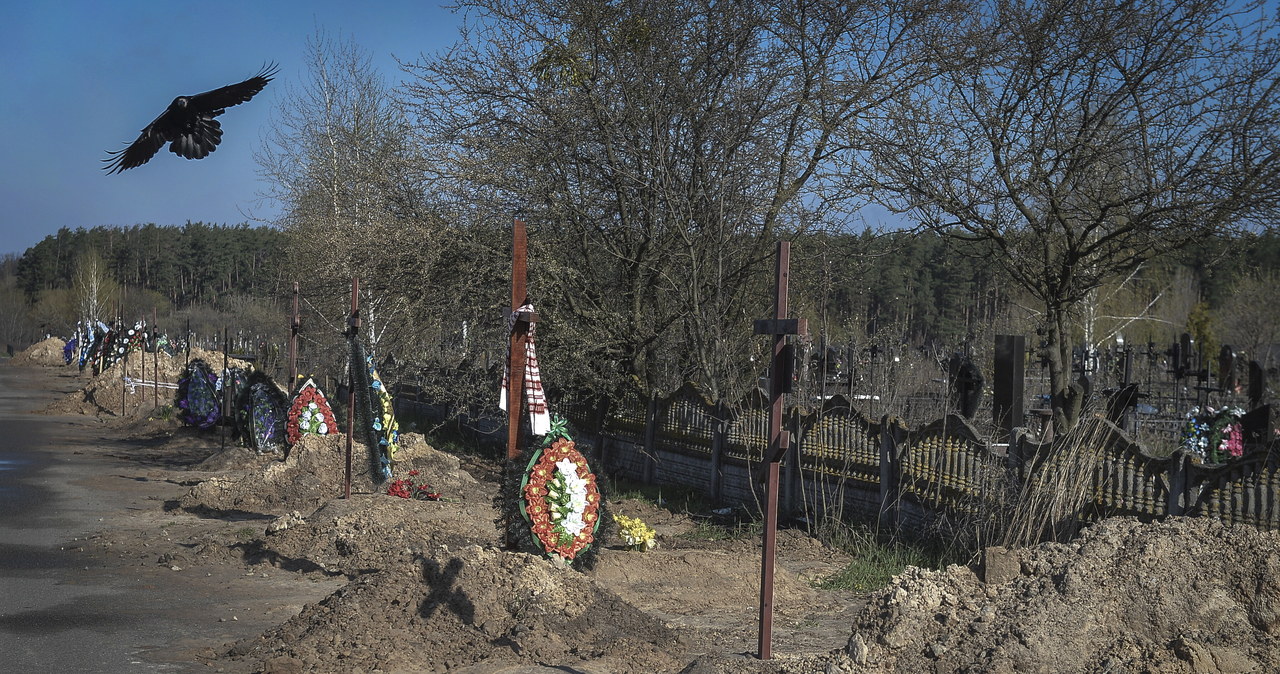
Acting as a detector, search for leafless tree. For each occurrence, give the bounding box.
[257,30,440,355]
[403,0,960,399]
[861,0,1280,430]
[1218,271,1280,369]
[72,249,118,323]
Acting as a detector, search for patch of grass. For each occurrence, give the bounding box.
[605,477,712,513]
[677,518,762,543]
[233,526,258,543]
[816,523,957,593]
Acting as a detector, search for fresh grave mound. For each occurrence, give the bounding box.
[223,545,692,674]
[180,432,482,517]
[595,526,850,620]
[8,337,67,367]
[253,484,499,577]
[595,524,861,661]
[821,517,1280,674]
[35,346,250,419]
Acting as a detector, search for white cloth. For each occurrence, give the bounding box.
[499,303,550,435]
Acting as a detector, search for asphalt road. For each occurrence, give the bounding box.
[0,364,194,672]
[0,364,340,673]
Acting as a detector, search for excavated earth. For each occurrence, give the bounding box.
[6,342,1280,673]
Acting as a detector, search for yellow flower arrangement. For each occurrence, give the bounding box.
[612,514,657,552]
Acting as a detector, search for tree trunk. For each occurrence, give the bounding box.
[1045,304,1079,434]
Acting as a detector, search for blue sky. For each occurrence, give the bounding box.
[0,1,463,257]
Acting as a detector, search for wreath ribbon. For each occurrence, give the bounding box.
[499,302,551,436]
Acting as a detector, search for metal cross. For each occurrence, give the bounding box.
[753,241,807,660]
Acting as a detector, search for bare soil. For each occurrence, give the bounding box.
[8,343,1280,673]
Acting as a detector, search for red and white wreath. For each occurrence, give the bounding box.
[286,378,338,446]
[520,436,602,561]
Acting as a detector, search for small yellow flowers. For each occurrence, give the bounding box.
[612,514,657,552]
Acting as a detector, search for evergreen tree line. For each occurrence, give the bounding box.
[15,223,286,306]
[7,221,1279,400]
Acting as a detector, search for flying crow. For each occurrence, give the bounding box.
[104,64,278,174]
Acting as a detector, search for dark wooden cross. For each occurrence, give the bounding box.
[345,277,360,499]
[753,241,807,660]
[506,218,539,461]
[288,281,300,389]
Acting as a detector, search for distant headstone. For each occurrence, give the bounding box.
[993,335,1026,443]
[948,354,984,420]
[1107,383,1141,429]
[1179,333,1194,378]
[1249,361,1266,410]
[1218,345,1236,392]
[1241,405,1270,446]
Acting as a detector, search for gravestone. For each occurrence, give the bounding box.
[1249,360,1266,410]
[948,353,984,420]
[1218,345,1236,392]
[1106,383,1141,430]
[1242,405,1271,445]
[992,335,1025,444]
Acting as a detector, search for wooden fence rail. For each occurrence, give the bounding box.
[555,382,1280,532]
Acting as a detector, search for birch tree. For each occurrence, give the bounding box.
[257,31,437,355]
[71,249,117,322]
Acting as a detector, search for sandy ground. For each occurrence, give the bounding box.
[0,364,347,672]
[0,363,858,673]
[5,348,1279,674]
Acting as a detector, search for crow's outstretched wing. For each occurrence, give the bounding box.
[104,63,278,174]
[103,119,168,174]
[187,63,279,114]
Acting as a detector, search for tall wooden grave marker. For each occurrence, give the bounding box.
[345,278,360,499]
[506,218,539,461]
[289,281,300,389]
[153,308,159,410]
[753,241,807,660]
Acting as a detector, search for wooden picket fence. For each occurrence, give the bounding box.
[557,381,1280,532]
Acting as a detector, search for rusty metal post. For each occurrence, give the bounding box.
[121,338,128,418]
[289,281,300,391]
[753,241,807,660]
[506,218,529,462]
[221,327,229,451]
[153,308,159,410]
[346,278,359,499]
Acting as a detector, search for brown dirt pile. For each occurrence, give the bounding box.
[227,545,692,674]
[813,517,1280,674]
[181,432,460,516]
[36,346,252,418]
[8,336,67,366]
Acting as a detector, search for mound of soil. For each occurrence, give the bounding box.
[180,432,455,516]
[36,347,252,419]
[817,517,1280,674]
[253,491,500,577]
[18,362,1280,674]
[8,336,67,366]
[227,545,691,674]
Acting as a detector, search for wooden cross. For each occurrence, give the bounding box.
[753,241,807,661]
[345,278,360,499]
[288,281,300,389]
[506,218,539,461]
